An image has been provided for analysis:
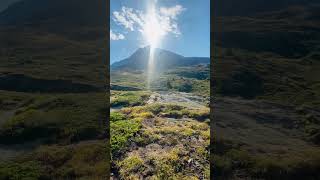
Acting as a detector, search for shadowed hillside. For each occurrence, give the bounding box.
[213,1,320,179]
[0,0,108,87]
[214,0,319,16]
[0,0,109,179]
[0,0,106,26]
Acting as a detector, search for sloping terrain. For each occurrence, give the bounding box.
[213,0,319,17]
[0,0,109,179]
[0,0,106,26]
[213,1,320,179]
[110,50,210,179]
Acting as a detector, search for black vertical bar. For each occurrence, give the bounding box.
[106,0,111,179]
[210,0,215,179]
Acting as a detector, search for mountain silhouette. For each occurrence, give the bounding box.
[111,46,210,71]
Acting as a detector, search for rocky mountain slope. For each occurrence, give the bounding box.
[111,46,209,72]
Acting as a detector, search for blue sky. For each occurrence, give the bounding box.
[110,0,210,64]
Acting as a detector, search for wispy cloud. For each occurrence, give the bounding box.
[160,5,185,19]
[110,30,125,40]
[112,4,186,38]
[113,7,136,31]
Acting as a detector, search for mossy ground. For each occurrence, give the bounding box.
[0,6,109,179]
[212,46,320,179]
[111,96,210,179]
[110,63,210,179]
[0,91,109,179]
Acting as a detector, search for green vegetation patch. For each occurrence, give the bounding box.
[112,103,210,179]
[111,91,150,107]
[121,103,210,121]
[0,161,42,180]
[213,138,320,179]
[0,93,106,144]
[118,154,145,177]
[0,141,109,180]
[110,112,142,155]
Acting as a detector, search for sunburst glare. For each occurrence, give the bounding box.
[144,0,163,89]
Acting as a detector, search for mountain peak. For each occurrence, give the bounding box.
[112,47,209,71]
[130,46,184,59]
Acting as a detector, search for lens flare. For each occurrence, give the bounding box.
[143,5,162,49]
[143,0,163,89]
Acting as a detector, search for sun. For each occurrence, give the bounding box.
[143,1,163,49]
[144,0,164,89]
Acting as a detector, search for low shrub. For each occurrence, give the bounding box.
[111,119,141,155]
[110,111,126,122]
[118,154,144,177]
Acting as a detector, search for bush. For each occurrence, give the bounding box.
[161,110,183,119]
[110,111,126,122]
[0,141,109,180]
[146,104,164,115]
[0,109,60,143]
[177,82,193,93]
[111,92,150,107]
[0,161,42,180]
[118,154,144,177]
[0,94,106,144]
[111,119,141,155]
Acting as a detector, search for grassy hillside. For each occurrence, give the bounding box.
[0,91,109,179]
[212,3,320,179]
[0,27,107,87]
[0,1,109,178]
[111,64,210,96]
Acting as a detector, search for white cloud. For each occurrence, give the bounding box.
[110,30,125,40]
[113,8,135,31]
[112,4,185,39]
[160,5,185,19]
[123,7,144,27]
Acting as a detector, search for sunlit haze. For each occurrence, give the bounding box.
[143,1,163,50]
